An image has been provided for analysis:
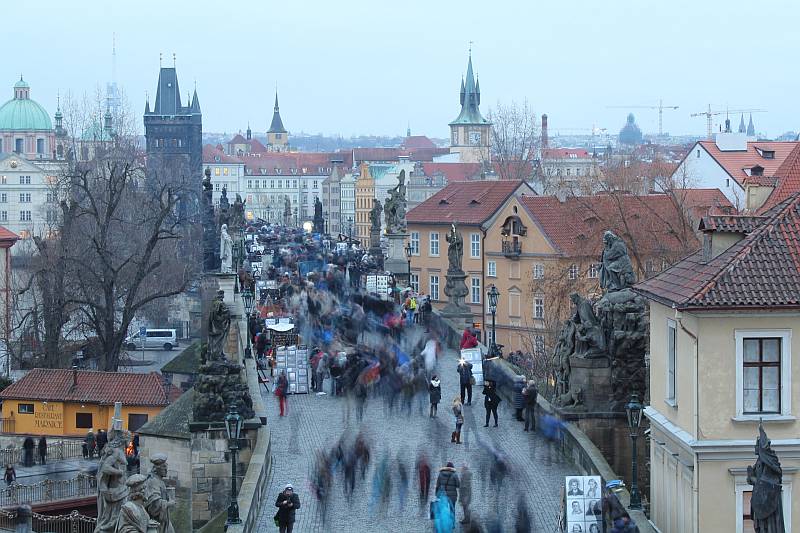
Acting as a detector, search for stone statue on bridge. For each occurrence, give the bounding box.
[114,474,153,533]
[96,433,129,533]
[599,230,635,292]
[207,290,231,359]
[384,170,407,234]
[144,453,175,533]
[219,224,233,274]
[446,222,463,272]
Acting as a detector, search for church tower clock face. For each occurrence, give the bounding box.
[469,130,482,145]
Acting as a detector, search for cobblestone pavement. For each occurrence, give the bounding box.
[257,347,573,532]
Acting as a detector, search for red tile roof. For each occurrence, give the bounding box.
[0,225,19,242]
[542,148,592,159]
[240,152,353,176]
[407,180,532,225]
[352,147,450,163]
[202,144,242,164]
[698,215,764,233]
[401,135,437,150]
[698,140,797,186]
[758,144,800,213]
[518,191,729,259]
[635,193,800,309]
[419,162,482,182]
[0,369,170,406]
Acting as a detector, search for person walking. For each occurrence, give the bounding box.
[451,397,464,444]
[416,452,431,506]
[455,464,472,524]
[274,483,301,533]
[482,380,501,427]
[37,436,47,465]
[434,461,460,516]
[512,376,526,421]
[3,465,15,486]
[96,429,108,454]
[523,380,539,432]
[276,371,289,417]
[457,359,474,405]
[428,375,441,418]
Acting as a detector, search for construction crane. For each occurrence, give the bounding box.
[607,99,679,136]
[690,105,766,140]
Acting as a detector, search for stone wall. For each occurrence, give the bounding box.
[138,434,192,531]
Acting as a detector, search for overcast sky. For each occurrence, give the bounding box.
[4,0,798,139]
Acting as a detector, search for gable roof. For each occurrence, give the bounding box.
[240,152,353,176]
[0,369,170,406]
[0,224,19,242]
[758,143,800,213]
[202,144,242,164]
[419,162,482,182]
[402,135,437,150]
[407,180,531,225]
[517,191,729,259]
[634,193,800,310]
[697,140,797,186]
[542,148,592,159]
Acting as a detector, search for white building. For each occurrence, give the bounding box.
[0,153,58,247]
[339,171,355,238]
[671,133,797,211]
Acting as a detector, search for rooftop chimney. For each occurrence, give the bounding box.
[72,366,78,389]
[541,114,549,149]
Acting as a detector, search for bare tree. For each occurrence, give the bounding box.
[485,100,540,181]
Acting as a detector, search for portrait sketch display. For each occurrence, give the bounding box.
[564,475,604,531]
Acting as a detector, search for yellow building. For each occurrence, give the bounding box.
[0,368,170,436]
[635,199,800,533]
[354,162,375,242]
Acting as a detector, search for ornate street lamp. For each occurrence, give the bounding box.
[487,285,500,357]
[404,242,413,286]
[224,405,243,526]
[625,393,644,510]
[241,288,255,359]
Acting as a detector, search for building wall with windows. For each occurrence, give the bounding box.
[0,153,57,249]
[644,301,799,533]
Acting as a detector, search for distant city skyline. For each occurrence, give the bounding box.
[3,0,798,139]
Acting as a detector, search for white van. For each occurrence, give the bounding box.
[125,329,178,351]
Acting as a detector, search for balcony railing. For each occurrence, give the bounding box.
[502,241,522,258]
[0,440,85,465]
[0,474,97,508]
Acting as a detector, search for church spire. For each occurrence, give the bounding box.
[738,114,746,133]
[449,50,488,126]
[268,90,287,134]
[747,113,755,136]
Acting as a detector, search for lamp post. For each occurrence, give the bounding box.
[487,285,500,357]
[224,405,243,526]
[625,393,644,510]
[241,288,255,359]
[404,242,413,288]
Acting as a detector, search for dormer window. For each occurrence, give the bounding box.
[755,147,775,159]
[750,165,764,177]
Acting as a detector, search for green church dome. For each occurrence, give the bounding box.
[0,77,53,131]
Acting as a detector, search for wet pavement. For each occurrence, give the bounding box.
[256,345,574,532]
[11,458,98,485]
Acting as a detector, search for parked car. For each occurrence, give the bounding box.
[125,329,178,351]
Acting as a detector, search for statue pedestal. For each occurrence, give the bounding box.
[565,356,612,412]
[442,268,471,319]
[210,273,237,306]
[384,233,409,281]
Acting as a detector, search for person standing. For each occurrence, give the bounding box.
[523,380,539,432]
[460,328,478,349]
[482,381,501,427]
[512,376,525,421]
[85,430,96,459]
[451,397,464,444]
[3,464,15,486]
[428,375,441,418]
[459,465,473,524]
[276,371,289,417]
[97,429,108,454]
[274,483,301,533]
[457,359,474,405]
[22,436,34,467]
[37,436,47,465]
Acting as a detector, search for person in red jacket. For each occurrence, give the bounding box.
[460,328,479,349]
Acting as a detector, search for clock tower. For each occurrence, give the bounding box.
[449,52,491,164]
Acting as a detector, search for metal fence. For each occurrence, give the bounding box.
[0,508,96,533]
[0,440,85,466]
[0,474,97,507]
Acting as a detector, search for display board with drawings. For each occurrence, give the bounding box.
[364,274,392,299]
[564,475,603,533]
[275,344,310,394]
[460,348,484,386]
